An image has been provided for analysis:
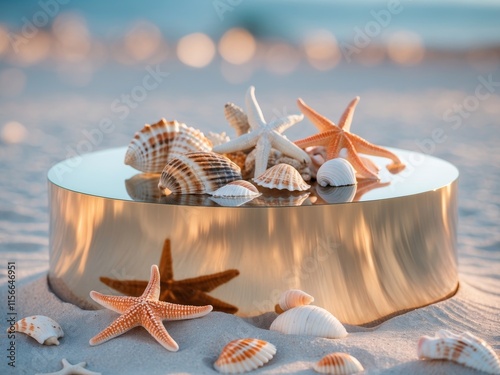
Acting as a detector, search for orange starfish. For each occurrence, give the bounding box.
[295,97,405,180]
[100,239,240,314]
[89,265,212,352]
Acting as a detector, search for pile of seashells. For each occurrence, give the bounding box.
[123,86,405,206]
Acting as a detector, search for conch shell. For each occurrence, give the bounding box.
[214,338,276,373]
[253,164,310,192]
[9,315,64,345]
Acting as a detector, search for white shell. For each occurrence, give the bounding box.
[418,330,500,374]
[316,158,357,187]
[158,152,242,195]
[214,338,276,374]
[9,315,64,345]
[253,164,310,192]
[313,352,364,374]
[124,119,212,173]
[210,196,256,207]
[210,180,260,198]
[224,102,250,136]
[275,289,314,313]
[270,305,347,339]
[315,185,356,204]
[207,131,230,147]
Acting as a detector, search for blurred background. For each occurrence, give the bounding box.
[0,1,499,283]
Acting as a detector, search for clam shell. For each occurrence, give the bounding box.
[225,102,250,136]
[275,289,314,314]
[270,305,347,339]
[214,338,276,374]
[158,152,242,195]
[316,158,357,187]
[210,180,260,198]
[124,119,212,173]
[253,164,310,192]
[418,330,500,374]
[9,315,64,345]
[313,353,364,374]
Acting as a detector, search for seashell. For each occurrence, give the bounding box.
[210,180,260,198]
[210,196,256,207]
[214,338,276,374]
[125,173,162,202]
[250,192,311,207]
[253,164,310,192]
[9,315,64,345]
[275,289,314,314]
[313,352,364,374]
[158,152,242,195]
[124,119,212,173]
[418,330,500,374]
[314,185,357,204]
[316,158,357,187]
[224,102,250,136]
[270,305,347,339]
[207,131,230,147]
[244,148,311,182]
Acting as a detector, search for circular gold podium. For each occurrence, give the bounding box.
[47,147,458,326]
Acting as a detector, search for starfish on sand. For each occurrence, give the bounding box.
[213,86,311,178]
[90,265,212,352]
[35,359,101,375]
[294,97,405,180]
[100,239,240,314]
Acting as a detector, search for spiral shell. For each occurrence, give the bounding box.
[418,330,500,374]
[124,119,212,173]
[313,353,364,374]
[158,152,242,195]
[270,305,347,339]
[214,338,276,374]
[253,164,310,192]
[9,315,64,345]
[316,158,357,187]
[275,289,314,314]
[210,180,260,198]
[314,185,357,204]
[224,102,250,136]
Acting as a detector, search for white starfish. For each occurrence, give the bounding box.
[213,86,311,178]
[35,359,101,375]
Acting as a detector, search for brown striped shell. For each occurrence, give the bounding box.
[313,353,364,374]
[214,338,276,373]
[275,289,314,314]
[224,102,250,136]
[124,118,212,173]
[253,163,310,192]
[158,152,242,195]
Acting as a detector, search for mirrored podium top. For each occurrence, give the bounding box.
[47,147,458,207]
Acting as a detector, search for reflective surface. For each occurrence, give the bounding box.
[48,147,459,325]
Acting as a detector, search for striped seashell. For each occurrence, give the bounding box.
[316,158,357,187]
[275,289,314,314]
[313,353,364,374]
[124,119,212,173]
[8,315,64,345]
[418,330,500,374]
[224,102,250,136]
[253,164,310,192]
[315,185,356,204]
[158,152,242,195]
[270,305,347,339]
[214,338,276,374]
[125,173,162,202]
[250,192,311,207]
[210,180,260,198]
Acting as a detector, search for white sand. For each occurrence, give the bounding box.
[1,273,498,374]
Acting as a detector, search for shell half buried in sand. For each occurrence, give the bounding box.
[253,163,310,192]
[9,315,64,345]
[313,352,364,374]
[214,338,276,374]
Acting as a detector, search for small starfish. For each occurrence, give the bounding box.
[295,97,405,180]
[35,359,101,375]
[100,239,239,313]
[213,86,311,178]
[90,265,212,351]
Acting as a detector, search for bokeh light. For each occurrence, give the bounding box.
[52,12,91,62]
[387,31,425,65]
[1,121,28,144]
[177,33,215,68]
[8,31,51,66]
[303,30,340,70]
[265,43,300,75]
[124,20,163,61]
[0,68,27,97]
[218,28,256,65]
[0,24,9,56]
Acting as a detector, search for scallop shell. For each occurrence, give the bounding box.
[158,152,242,195]
[124,119,212,173]
[270,305,347,339]
[224,102,250,136]
[275,289,314,314]
[210,180,260,198]
[313,353,364,374]
[125,173,162,201]
[253,164,310,192]
[214,338,276,374]
[418,330,500,374]
[316,158,357,187]
[9,315,64,345]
